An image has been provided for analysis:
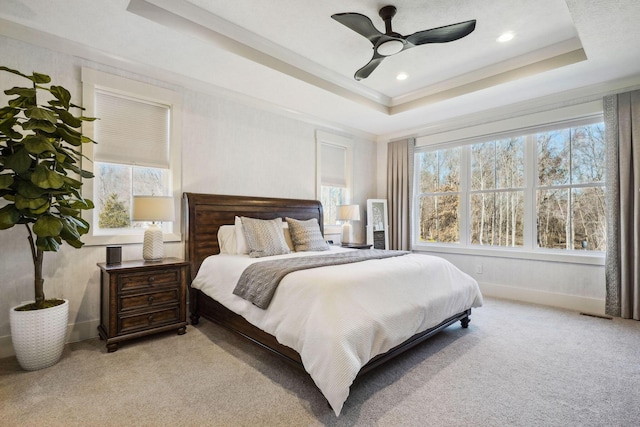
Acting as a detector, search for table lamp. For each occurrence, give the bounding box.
[133,196,175,261]
[336,204,360,244]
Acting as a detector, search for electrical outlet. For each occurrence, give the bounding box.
[475,263,483,274]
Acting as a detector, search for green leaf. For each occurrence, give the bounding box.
[56,125,81,146]
[15,194,48,210]
[25,106,57,123]
[0,204,20,229]
[62,176,83,189]
[69,198,94,210]
[66,215,90,235]
[59,217,81,241]
[0,66,29,79]
[0,174,13,190]
[50,85,71,109]
[20,119,57,133]
[4,87,36,98]
[4,148,33,173]
[15,180,46,197]
[31,72,51,84]
[8,96,34,109]
[31,164,65,189]
[33,215,63,237]
[29,200,51,215]
[36,235,60,252]
[23,135,56,154]
[57,110,82,128]
[0,106,19,116]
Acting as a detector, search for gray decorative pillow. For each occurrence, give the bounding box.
[240,217,290,258]
[285,217,329,252]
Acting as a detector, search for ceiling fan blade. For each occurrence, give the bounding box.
[405,19,476,45]
[354,55,385,81]
[331,12,383,45]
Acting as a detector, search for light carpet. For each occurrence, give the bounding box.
[1,297,639,426]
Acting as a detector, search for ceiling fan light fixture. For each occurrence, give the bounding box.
[377,39,404,56]
[497,32,515,43]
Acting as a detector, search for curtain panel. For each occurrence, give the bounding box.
[387,138,414,251]
[605,89,640,320]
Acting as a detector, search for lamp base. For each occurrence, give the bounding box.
[341,222,353,244]
[143,224,164,261]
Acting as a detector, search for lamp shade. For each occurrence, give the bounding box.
[336,204,360,221]
[133,196,175,222]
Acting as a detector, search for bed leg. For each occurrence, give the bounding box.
[460,316,470,329]
[190,312,200,325]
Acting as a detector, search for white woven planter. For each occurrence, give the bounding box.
[10,299,69,371]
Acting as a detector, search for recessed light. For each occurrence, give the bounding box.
[396,72,408,81]
[497,32,515,43]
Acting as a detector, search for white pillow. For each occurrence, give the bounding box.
[282,222,294,251]
[235,216,249,254]
[217,225,237,254]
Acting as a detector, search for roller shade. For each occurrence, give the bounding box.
[93,90,170,168]
[321,143,347,187]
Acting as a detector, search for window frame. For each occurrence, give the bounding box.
[412,103,605,266]
[80,68,182,246]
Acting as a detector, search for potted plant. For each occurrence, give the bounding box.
[0,66,96,370]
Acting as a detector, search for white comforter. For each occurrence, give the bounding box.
[191,247,483,415]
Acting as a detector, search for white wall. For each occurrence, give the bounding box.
[0,35,377,357]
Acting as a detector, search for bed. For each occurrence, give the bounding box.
[183,192,483,415]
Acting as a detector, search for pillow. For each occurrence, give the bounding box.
[240,217,291,258]
[235,216,249,254]
[217,225,237,254]
[283,222,295,251]
[236,216,293,254]
[285,217,329,252]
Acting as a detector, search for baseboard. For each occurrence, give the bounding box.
[479,281,605,315]
[0,319,100,359]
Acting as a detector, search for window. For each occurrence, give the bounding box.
[414,118,605,255]
[415,147,461,243]
[81,68,182,245]
[316,130,353,226]
[470,138,525,247]
[536,123,606,250]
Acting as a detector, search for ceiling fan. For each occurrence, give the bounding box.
[331,5,476,81]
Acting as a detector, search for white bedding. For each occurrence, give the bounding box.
[191,246,483,415]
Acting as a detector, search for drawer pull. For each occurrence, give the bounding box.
[148,296,154,304]
[147,276,155,283]
[148,315,154,323]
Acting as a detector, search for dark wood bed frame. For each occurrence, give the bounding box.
[183,192,471,378]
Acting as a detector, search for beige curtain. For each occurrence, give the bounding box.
[387,139,414,250]
[605,90,640,320]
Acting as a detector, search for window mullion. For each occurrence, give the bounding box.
[459,145,470,245]
[524,134,537,250]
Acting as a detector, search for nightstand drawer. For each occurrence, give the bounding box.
[118,306,181,334]
[118,268,182,292]
[119,288,180,312]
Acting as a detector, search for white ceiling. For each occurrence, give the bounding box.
[1,0,640,141]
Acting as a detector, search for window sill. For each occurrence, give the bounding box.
[412,243,605,266]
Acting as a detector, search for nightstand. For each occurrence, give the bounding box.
[341,243,373,249]
[97,257,189,352]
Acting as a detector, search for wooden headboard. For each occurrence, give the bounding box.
[183,193,324,281]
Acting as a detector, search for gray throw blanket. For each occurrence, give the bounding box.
[233,249,409,309]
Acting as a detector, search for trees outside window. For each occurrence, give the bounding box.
[536,123,605,250]
[414,120,605,253]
